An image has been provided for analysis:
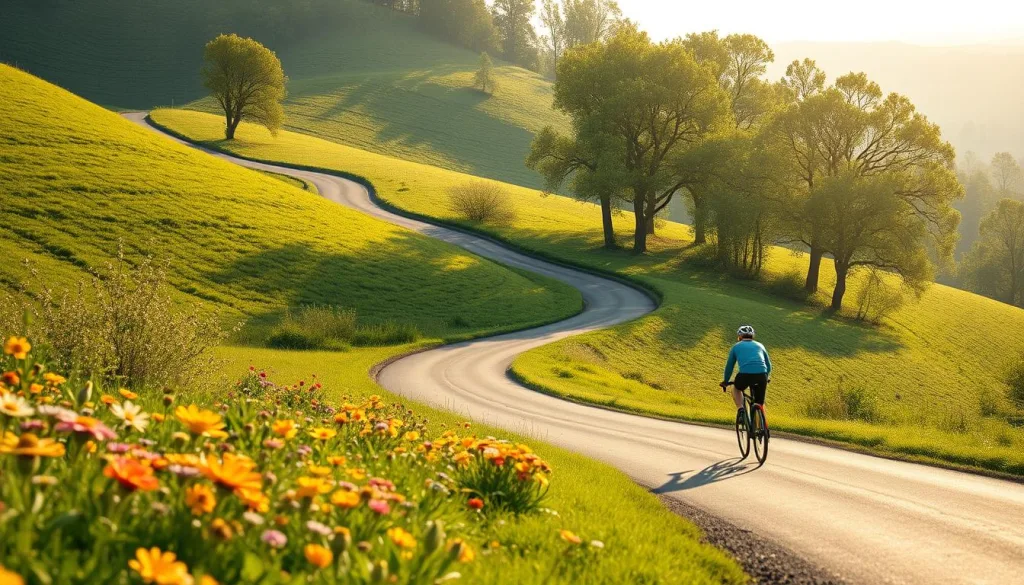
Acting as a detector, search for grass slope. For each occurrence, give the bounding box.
[1,0,567,188]
[215,344,746,584]
[0,65,580,343]
[154,109,1024,476]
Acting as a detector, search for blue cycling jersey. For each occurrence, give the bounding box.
[723,340,772,381]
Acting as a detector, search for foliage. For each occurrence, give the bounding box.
[854,268,907,324]
[474,52,497,94]
[4,254,222,390]
[802,379,880,423]
[491,0,540,70]
[990,152,1022,198]
[202,33,287,139]
[419,0,497,53]
[267,306,358,351]
[959,199,1024,306]
[0,65,580,347]
[0,342,556,585]
[448,182,517,225]
[1006,355,1024,409]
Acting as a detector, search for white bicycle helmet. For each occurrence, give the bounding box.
[737,325,756,338]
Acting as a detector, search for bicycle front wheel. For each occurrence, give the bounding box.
[735,408,750,459]
[752,405,769,465]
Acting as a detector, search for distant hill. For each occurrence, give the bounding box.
[0,0,567,188]
[770,42,1024,162]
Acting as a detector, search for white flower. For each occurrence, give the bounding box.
[37,405,77,421]
[110,400,150,433]
[0,393,34,418]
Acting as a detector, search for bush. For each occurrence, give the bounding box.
[7,253,221,390]
[449,181,516,225]
[803,379,880,423]
[766,269,812,303]
[855,268,905,324]
[352,320,421,346]
[267,308,418,349]
[1007,356,1024,410]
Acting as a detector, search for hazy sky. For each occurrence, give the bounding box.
[617,0,1024,45]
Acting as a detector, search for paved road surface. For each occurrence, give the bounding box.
[127,113,1024,585]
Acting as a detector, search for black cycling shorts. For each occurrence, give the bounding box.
[734,373,768,405]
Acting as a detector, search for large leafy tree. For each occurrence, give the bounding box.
[768,72,961,294]
[538,0,567,76]
[563,0,622,47]
[492,0,539,69]
[961,199,1024,306]
[419,0,495,52]
[553,25,731,253]
[991,152,1023,199]
[202,34,287,140]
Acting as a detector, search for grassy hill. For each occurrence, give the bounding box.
[153,108,1024,475]
[1,0,567,188]
[0,64,580,343]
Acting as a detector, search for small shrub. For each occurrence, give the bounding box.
[937,406,975,434]
[455,438,550,515]
[855,268,905,324]
[12,253,222,390]
[1006,356,1024,409]
[978,387,1004,418]
[267,305,355,351]
[803,379,880,423]
[766,270,811,302]
[449,181,516,225]
[352,320,421,346]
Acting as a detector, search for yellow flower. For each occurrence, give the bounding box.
[330,490,360,509]
[29,384,43,395]
[152,413,166,423]
[128,547,191,585]
[404,431,420,442]
[453,451,472,467]
[43,372,66,386]
[202,453,262,492]
[4,337,31,360]
[327,455,346,466]
[119,388,139,400]
[271,419,297,439]
[345,467,366,481]
[235,488,270,513]
[175,405,228,438]
[449,539,475,563]
[0,433,65,458]
[559,530,582,544]
[307,464,331,477]
[199,576,219,585]
[387,527,416,549]
[307,427,336,440]
[0,565,24,585]
[101,395,117,405]
[304,544,333,569]
[185,484,217,516]
[210,518,234,540]
[295,476,332,499]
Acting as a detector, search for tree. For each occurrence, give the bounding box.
[474,52,497,94]
[492,0,539,69]
[202,34,287,140]
[779,58,826,102]
[564,0,622,47]
[553,25,731,253]
[539,0,567,76]
[419,0,496,52]
[527,126,621,248]
[955,168,997,256]
[810,170,936,310]
[768,72,961,294]
[961,199,1024,306]
[991,152,1022,199]
[682,31,776,129]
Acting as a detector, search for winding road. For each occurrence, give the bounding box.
[127,113,1024,585]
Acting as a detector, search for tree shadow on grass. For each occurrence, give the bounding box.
[653,457,759,493]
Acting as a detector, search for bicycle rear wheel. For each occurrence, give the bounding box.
[735,408,750,459]
[752,405,769,465]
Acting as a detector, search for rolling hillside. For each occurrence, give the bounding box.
[0,0,567,188]
[0,64,580,342]
[153,109,1024,475]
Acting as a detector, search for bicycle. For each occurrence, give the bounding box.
[722,380,769,465]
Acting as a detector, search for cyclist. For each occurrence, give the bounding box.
[720,325,771,418]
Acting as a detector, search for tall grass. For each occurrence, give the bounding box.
[266,305,420,350]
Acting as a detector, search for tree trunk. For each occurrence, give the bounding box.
[225,114,240,140]
[805,244,823,293]
[831,262,848,311]
[693,193,708,244]
[645,213,656,236]
[600,193,616,249]
[632,198,647,254]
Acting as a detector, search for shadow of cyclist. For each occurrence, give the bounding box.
[653,457,759,493]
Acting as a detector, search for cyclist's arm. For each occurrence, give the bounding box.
[723,347,737,383]
[764,347,772,377]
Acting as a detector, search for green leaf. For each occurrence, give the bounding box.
[241,552,265,581]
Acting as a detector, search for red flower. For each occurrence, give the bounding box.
[467,498,484,510]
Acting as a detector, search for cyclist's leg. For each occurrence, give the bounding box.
[751,374,768,406]
[732,374,750,411]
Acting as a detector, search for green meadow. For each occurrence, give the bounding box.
[0,64,580,343]
[1,0,567,188]
[154,109,1024,476]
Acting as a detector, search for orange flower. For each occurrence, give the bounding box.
[202,453,261,492]
[3,337,31,360]
[104,457,159,492]
[304,544,333,569]
[449,539,475,563]
[1,372,20,387]
[307,427,336,440]
[174,405,228,438]
[0,564,24,585]
[559,530,582,544]
[199,576,219,585]
[235,487,270,513]
[43,372,66,386]
[119,388,139,400]
[330,490,360,509]
[185,484,217,515]
[387,527,416,549]
[271,419,297,439]
[29,384,44,395]
[128,547,191,585]
[100,395,117,405]
[453,451,472,467]
[327,455,346,466]
[0,433,65,458]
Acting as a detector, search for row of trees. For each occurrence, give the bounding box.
[367,0,622,73]
[528,25,962,311]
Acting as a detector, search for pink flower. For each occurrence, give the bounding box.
[55,416,117,441]
[368,499,390,515]
[261,530,287,548]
